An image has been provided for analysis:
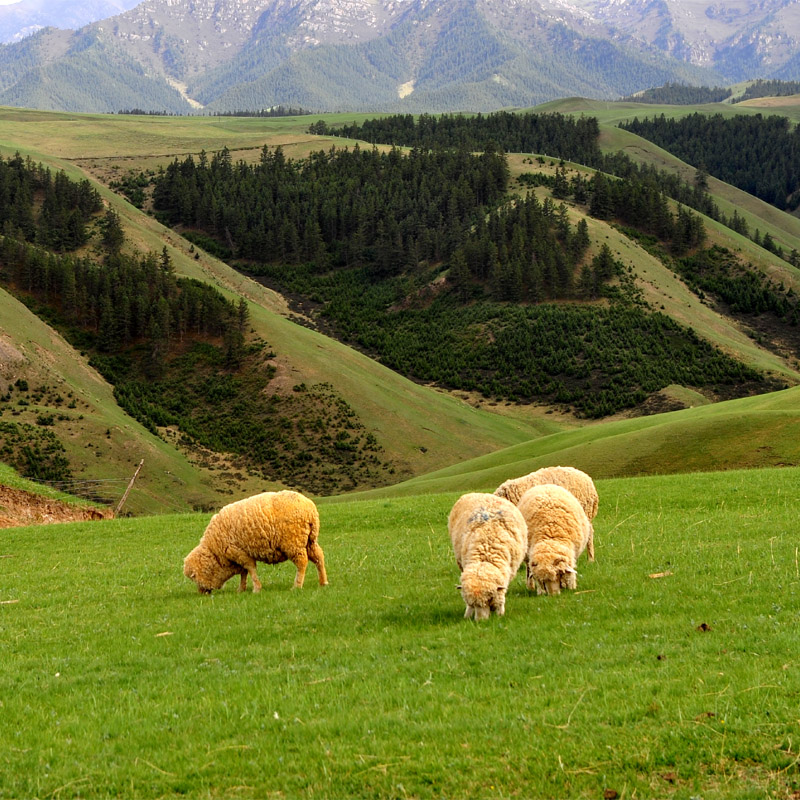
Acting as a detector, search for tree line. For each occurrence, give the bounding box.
[619,82,731,105]
[734,80,800,103]
[308,110,779,257]
[0,152,103,251]
[151,144,509,273]
[619,112,800,211]
[149,143,630,304]
[309,112,603,167]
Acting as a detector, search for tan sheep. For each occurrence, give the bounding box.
[494,465,598,561]
[517,483,592,596]
[183,490,328,594]
[448,492,527,620]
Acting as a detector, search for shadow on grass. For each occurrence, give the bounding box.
[380,604,463,629]
[163,580,298,602]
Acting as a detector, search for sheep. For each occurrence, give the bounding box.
[448,492,527,620]
[494,465,598,561]
[517,484,592,596]
[183,490,328,594]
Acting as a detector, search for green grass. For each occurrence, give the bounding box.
[2,467,800,799]
[347,385,800,500]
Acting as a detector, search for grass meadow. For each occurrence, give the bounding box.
[2,467,800,799]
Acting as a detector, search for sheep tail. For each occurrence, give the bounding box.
[306,515,320,546]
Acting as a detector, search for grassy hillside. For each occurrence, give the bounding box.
[348,385,800,500]
[2,467,799,798]
[542,96,800,264]
[0,107,549,509]
[0,286,227,515]
[4,103,800,511]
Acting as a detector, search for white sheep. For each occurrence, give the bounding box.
[448,492,527,620]
[495,465,598,561]
[517,483,592,596]
[183,490,328,593]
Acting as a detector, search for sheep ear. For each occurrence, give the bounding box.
[456,584,462,590]
[565,566,577,574]
[497,586,505,592]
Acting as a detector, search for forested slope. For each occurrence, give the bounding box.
[143,111,792,419]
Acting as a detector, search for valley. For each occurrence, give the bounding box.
[2,97,800,513]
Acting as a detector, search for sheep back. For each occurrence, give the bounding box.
[202,490,319,561]
[448,492,527,619]
[494,465,598,520]
[517,483,592,595]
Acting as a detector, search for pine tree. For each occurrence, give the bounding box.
[102,209,125,255]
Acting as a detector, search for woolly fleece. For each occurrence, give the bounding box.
[495,465,598,560]
[183,490,328,593]
[517,483,592,596]
[448,492,527,620]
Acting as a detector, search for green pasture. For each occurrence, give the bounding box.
[349,385,800,501]
[2,467,799,798]
[533,97,800,128]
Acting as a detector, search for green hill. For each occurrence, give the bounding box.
[345,384,800,499]
[0,107,549,511]
[4,102,800,512]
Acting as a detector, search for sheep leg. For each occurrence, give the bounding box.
[307,541,329,586]
[290,550,309,589]
[587,524,595,562]
[228,550,262,593]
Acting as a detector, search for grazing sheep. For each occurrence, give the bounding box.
[448,493,527,620]
[494,465,598,561]
[183,490,328,594]
[517,484,592,596]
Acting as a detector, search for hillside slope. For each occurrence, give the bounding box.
[0,108,550,509]
[4,104,800,511]
[0,287,229,515]
[348,384,800,499]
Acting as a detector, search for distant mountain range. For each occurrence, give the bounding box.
[0,0,799,114]
[0,0,139,44]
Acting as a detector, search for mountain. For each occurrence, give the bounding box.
[0,0,721,113]
[575,0,800,82]
[0,0,139,44]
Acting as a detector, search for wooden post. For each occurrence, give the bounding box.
[115,459,144,516]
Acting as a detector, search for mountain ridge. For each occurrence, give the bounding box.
[0,0,725,113]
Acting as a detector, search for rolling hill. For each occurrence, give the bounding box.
[3,96,800,513]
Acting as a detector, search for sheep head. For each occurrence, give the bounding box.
[183,544,238,593]
[528,555,576,595]
[458,563,507,620]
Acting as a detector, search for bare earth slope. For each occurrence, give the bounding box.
[0,484,113,528]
